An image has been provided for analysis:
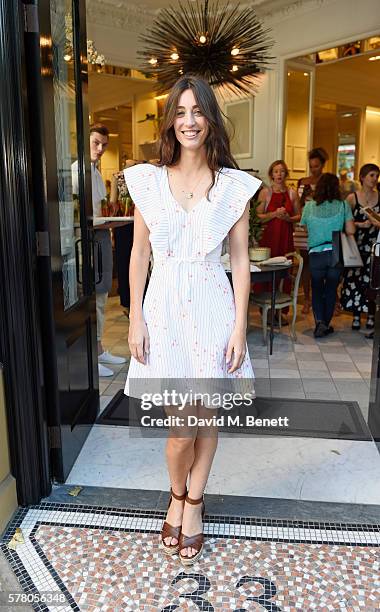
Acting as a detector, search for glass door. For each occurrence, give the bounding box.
[38,0,98,481]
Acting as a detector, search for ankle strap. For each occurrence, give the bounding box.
[185,493,204,505]
[171,487,187,501]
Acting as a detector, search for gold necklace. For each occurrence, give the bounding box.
[170,170,208,200]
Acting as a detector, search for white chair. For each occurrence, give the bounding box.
[251,251,303,343]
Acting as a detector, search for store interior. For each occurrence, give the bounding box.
[285,38,380,184]
[64,35,380,505]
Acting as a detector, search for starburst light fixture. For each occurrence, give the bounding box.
[138,0,274,95]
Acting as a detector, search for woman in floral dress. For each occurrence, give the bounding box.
[341,163,380,330]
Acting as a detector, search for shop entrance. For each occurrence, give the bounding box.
[32,0,99,481]
[61,29,380,506]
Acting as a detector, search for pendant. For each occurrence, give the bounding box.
[186,192,193,199]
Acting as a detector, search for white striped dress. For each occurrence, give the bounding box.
[123,164,261,400]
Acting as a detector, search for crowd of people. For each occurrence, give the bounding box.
[255,149,380,338]
[94,135,380,364]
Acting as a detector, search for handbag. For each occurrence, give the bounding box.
[340,233,363,268]
[330,230,342,267]
[331,206,363,268]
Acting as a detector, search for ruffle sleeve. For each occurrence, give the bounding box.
[202,168,261,256]
[123,164,169,255]
[123,163,162,228]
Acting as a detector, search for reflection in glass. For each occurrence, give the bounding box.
[50,0,82,310]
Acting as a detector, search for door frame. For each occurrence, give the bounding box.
[0,0,51,505]
[37,0,99,482]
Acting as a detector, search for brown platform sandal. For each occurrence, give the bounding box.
[160,488,187,555]
[178,494,205,566]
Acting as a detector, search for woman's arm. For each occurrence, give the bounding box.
[346,193,355,209]
[256,188,284,222]
[345,219,356,235]
[226,202,251,373]
[344,200,356,235]
[128,209,151,364]
[284,188,301,223]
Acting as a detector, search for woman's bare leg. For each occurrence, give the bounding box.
[163,404,198,546]
[180,403,218,557]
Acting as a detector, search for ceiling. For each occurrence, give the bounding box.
[315,52,380,109]
[88,72,154,112]
[94,0,288,13]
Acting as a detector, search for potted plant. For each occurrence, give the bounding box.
[115,171,134,216]
[248,192,270,261]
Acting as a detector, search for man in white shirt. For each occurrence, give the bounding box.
[72,124,126,377]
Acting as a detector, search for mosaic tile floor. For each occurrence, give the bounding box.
[1,502,380,611]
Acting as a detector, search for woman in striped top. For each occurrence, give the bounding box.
[124,76,261,565]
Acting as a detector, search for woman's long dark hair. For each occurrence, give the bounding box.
[157,75,238,193]
[314,173,341,205]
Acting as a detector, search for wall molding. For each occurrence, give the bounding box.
[87,0,155,31]
[252,0,331,22]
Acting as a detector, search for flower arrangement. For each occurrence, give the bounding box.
[115,172,134,216]
[87,40,106,67]
[65,16,106,66]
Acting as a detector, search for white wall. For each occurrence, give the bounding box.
[364,108,380,166]
[87,0,380,177]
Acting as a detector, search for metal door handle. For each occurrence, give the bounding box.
[74,239,82,284]
[96,240,103,284]
[91,238,103,285]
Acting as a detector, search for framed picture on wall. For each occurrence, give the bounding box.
[292,145,307,172]
[224,97,253,159]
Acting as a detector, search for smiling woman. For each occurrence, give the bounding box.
[167,91,211,209]
[122,75,261,567]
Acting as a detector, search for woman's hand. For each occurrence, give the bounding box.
[226,328,247,373]
[128,316,150,364]
[368,218,380,229]
[357,220,371,229]
[274,206,287,218]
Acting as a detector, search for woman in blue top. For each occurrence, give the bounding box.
[301,173,355,337]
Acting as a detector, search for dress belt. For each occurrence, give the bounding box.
[153,256,222,305]
[153,256,221,264]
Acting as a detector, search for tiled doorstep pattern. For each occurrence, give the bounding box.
[101,298,374,419]
[66,426,380,505]
[1,503,380,611]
